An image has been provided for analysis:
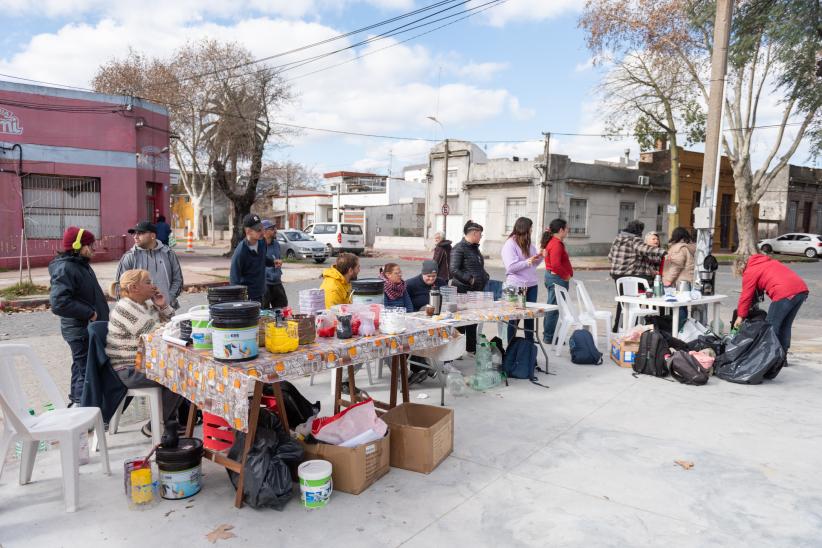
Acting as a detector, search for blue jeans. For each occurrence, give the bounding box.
[543,272,569,343]
[507,284,539,343]
[767,292,808,351]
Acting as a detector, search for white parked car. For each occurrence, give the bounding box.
[758,233,822,258]
[275,229,328,263]
[303,222,365,256]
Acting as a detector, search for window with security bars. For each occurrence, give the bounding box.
[446,169,459,195]
[505,198,527,232]
[619,201,635,230]
[22,174,101,239]
[568,198,588,235]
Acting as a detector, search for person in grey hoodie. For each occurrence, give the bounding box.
[115,221,184,309]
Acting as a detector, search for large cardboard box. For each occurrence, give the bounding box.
[610,338,640,368]
[381,403,453,474]
[299,431,390,495]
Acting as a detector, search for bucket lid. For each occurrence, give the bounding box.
[351,278,384,293]
[298,459,332,480]
[210,301,260,320]
[156,437,204,462]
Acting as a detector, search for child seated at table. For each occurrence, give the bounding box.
[107,268,183,439]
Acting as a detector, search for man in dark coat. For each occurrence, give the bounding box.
[49,226,110,405]
[449,221,489,352]
[432,232,452,282]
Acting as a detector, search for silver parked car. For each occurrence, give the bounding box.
[758,233,822,258]
[276,229,328,263]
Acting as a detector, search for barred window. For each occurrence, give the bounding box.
[569,198,588,235]
[446,169,459,195]
[619,202,635,230]
[22,174,101,239]
[505,198,527,232]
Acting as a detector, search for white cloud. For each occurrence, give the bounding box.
[574,57,594,72]
[487,140,544,160]
[474,0,583,27]
[455,61,508,81]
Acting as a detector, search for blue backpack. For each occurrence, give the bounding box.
[569,329,603,365]
[503,337,549,388]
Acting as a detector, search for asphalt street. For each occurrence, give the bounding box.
[0,256,818,404]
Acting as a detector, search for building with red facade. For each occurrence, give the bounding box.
[0,80,170,268]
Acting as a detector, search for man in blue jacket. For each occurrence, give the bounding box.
[406,260,445,311]
[261,219,287,309]
[229,214,276,304]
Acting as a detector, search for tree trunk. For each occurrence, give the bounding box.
[668,134,680,239]
[735,198,758,255]
[190,195,203,240]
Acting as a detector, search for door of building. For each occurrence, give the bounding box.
[145,182,162,222]
[802,201,813,233]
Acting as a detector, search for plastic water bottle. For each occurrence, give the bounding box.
[653,275,663,298]
[445,364,466,397]
[475,336,492,371]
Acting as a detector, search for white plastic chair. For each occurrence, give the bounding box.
[0,344,110,512]
[108,387,163,448]
[413,334,467,406]
[572,280,611,350]
[616,277,657,332]
[553,285,597,356]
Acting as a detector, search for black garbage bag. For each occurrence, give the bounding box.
[714,319,785,384]
[263,381,320,428]
[687,334,725,355]
[227,409,304,510]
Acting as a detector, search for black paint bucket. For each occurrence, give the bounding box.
[156,438,203,500]
[209,301,261,361]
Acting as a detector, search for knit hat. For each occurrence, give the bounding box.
[421,260,438,275]
[62,226,95,251]
[463,221,483,235]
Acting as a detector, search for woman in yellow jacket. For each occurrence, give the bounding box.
[320,253,361,308]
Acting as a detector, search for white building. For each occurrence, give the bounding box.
[269,189,332,230]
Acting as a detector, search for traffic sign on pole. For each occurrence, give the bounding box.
[441,203,450,216]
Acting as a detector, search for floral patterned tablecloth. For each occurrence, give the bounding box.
[137,317,457,432]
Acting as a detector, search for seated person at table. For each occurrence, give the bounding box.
[320,253,360,308]
[107,268,183,438]
[406,260,446,311]
[380,262,413,312]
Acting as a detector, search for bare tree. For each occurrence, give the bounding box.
[581,0,822,254]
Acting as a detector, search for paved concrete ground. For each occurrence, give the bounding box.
[2,347,822,547]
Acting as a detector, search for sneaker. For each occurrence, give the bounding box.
[140,422,152,438]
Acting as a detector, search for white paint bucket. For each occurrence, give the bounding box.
[298,460,332,509]
[188,305,212,350]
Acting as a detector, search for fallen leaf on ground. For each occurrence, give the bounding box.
[674,460,694,470]
[164,509,175,517]
[206,524,236,543]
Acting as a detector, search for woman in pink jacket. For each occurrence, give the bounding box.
[501,217,542,342]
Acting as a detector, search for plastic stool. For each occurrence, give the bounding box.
[202,412,235,452]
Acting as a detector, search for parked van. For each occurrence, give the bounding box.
[304,222,365,256]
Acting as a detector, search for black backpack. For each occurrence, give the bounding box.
[633,330,669,377]
[669,351,709,385]
[568,329,603,365]
[503,337,548,388]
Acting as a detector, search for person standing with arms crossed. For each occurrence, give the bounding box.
[261,220,287,309]
[230,214,276,304]
[541,219,572,345]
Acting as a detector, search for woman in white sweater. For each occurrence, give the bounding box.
[107,269,180,438]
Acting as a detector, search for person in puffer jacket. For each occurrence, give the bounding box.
[449,221,489,352]
[115,221,184,309]
[733,253,809,353]
[49,226,110,404]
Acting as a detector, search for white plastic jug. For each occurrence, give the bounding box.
[188,305,212,350]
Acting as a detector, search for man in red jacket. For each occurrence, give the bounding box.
[733,253,809,352]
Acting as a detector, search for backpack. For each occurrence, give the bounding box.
[503,337,548,388]
[633,330,669,377]
[568,329,602,365]
[668,351,709,385]
[264,380,320,428]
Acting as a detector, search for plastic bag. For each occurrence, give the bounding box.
[311,398,387,446]
[227,409,304,510]
[678,318,709,343]
[714,319,785,384]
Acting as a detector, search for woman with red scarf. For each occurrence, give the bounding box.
[380,263,413,312]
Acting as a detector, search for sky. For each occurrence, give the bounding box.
[0,0,817,177]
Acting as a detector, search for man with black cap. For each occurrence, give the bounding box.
[230,213,277,303]
[406,260,446,311]
[49,226,109,405]
[608,219,666,332]
[116,220,184,309]
[450,220,489,352]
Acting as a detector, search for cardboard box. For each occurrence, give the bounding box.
[381,403,454,474]
[299,431,390,495]
[610,338,640,368]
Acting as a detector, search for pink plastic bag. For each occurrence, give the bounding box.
[311,399,387,445]
[689,350,715,370]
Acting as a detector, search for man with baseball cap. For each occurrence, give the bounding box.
[230,213,277,303]
[115,220,184,309]
[48,226,110,404]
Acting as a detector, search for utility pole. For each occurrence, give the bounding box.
[694,0,733,283]
[537,132,550,231]
[442,138,449,238]
[209,175,215,245]
[284,166,290,229]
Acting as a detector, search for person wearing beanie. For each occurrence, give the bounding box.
[607,219,666,332]
[48,226,110,404]
[405,260,446,311]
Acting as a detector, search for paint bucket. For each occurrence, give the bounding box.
[156,438,204,500]
[298,460,332,509]
[188,305,212,350]
[210,302,260,361]
[351,278,384,305]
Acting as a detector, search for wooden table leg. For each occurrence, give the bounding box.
[400,354,410,404]
[233,382,263,509]
[185,400,197,437]
[270,382,290,433]
[334,367,343,414]
[347,365,357,405]
[389,356,399,408]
